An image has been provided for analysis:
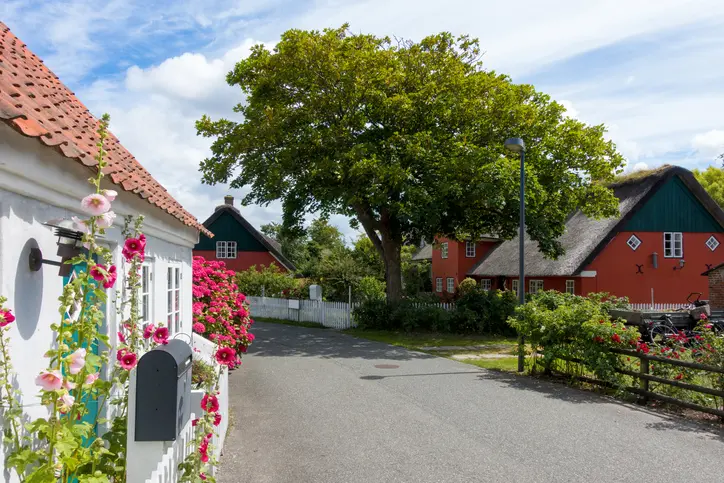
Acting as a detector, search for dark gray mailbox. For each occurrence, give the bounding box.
[135,339,192,441]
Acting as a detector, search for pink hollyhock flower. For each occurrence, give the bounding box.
[193,322,206,333]
[71,216,90,233]
[85,373,99,385]
[201,393,219,413]
[68,348,86,375]
[192,418,199,427]
[139,233,147,249]
[143,324,155,339]
[153,327,169,345]
[101,189,117,202]
[116,348,128,361]
[64,380,76,390]
[89,265,107,283]
[0,309,15,327]
[200,473,207,481]
[215,347,236,366]
[104,265,117,289]
[35,370,63,391]
[118,331,126,344]
[96,211,116,229]
[80,194,111,216]
[213,413,222,426]
[200,452,209,463]
[119,352,138,370]
[61,392,75,409]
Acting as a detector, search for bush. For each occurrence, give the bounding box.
[509,290,639,383]
[453,288,517,335]
[353,299,451,332]
[357,276,386,302]
[235,263,296,297]
[456,277,477,296]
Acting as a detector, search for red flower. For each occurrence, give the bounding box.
[201,393,219,413]
[143,324,155,339]
[192,418,199,427]
[0,309,15,327]
[674,373,683,380]
[215,347,236,366]
[213,413,222,427]
[153,327,169,345]
[193,322,206,333]
[116,348,128,361]
[120,352,138,370]
[611,333,622,344]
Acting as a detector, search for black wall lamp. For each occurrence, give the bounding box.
[29,222,84,277]
[673,259,686,271]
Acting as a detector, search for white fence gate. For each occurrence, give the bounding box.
[629,303,690,311]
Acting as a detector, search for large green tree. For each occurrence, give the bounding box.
[197,25,624,300]
[694,165,724,208]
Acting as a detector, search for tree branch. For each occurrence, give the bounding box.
[352,202,384,256]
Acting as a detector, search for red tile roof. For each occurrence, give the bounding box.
[0,22,212,237]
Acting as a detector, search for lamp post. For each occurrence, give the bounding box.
[505,137,526,372]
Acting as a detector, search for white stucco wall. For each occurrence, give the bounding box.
[0,123,199,479]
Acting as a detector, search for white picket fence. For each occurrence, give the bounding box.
[247,296,358,329]
[145,415,197,483]
[247,296,456,329]
[629,303,691,311]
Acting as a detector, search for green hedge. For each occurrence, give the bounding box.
[353,288,517,335]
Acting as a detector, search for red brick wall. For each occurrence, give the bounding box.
[193,250,289,273]
[586,232,720,303]
[708,267,724,310]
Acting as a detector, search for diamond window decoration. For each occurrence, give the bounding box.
[706,235,719,252]
[627,234,642,251]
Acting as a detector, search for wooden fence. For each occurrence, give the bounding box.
[542,348,724,419]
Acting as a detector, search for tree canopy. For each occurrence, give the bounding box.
[694,165,724,208]
[197,25,625,299]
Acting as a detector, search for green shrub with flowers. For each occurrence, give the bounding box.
[509,291,637,384]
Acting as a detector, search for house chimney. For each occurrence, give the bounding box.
[224,195,234,207]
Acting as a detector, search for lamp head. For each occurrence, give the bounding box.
[504,137,526,153]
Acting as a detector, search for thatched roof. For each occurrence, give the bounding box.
[411,243,433,261]
[468,165,724,277]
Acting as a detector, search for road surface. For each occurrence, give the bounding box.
[217,321,724,483]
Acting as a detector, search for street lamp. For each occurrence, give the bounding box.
[505,137,526,372]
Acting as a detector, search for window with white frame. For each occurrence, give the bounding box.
[511,279,519,297]
[706,235,720,252]
[481,279,492,291]
[441,242,449,259]
[436,278,443,293]
[139,263,153,325]
[446,277,455,293]
[529,280,544,294]
[626,234,641,251]
[215,241,237,259]
[663,232,683,258]
[565,280,575,295]
[465,241,476,258]
[167,265,181,334]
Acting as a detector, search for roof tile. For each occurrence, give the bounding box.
[0,22,211,237]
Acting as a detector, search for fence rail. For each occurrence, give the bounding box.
[629,303,691,311]
[146,415,196,483]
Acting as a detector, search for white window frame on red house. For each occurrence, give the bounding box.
[529,279,544,294]
[565,279,575,295]
[446,277,455,293]
[441,242,449,259]
[706,235,719,252]
[216,241,237,259]
[511,279,519,297]
[436,277,443,293]
[465,241,476,258]
[663,232,683,258]
[480,279,491,291]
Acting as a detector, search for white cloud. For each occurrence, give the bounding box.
[558,100,579,119]
[631,162,649,172]
[692,130,724,157]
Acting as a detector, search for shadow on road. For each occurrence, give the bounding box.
[478,370,724,443]
[359,371,482,380]
[248,321,437,361]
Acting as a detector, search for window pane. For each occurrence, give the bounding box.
[167,290,172,313]
[167,267,172,288]
[142,294,149,321]
[175,289,180,311]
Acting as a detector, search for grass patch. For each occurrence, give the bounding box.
[342,328,517,350]
[255,317,328,329]
[458,357,522,372]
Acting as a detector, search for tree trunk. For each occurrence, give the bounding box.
[381,237,403,301]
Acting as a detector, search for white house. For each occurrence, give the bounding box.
[0,21,213,476]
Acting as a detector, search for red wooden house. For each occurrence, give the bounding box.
[432,166,724,304]
[193,196,295,273]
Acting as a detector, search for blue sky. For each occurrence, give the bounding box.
[3,0,724,240]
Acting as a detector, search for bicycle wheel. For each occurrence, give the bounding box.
[650,325,676,346]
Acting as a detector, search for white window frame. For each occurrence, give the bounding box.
[441,242,449,259]
[706,235,719,252]
[481,279,492,291]
[565,280,575,295]
[511,279,519,297]
[529,280,544,294]
[663,232,683,258]
[215,241,237,259]
[465,241,476,258]
[139,262,153,326]
[626,234,641,251]
[167,264,181,335]
[436,277,443,293]
[446,277,455,293]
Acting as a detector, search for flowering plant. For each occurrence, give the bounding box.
[0,115,157,482]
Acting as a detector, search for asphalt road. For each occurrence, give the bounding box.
[217,322,724,483]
